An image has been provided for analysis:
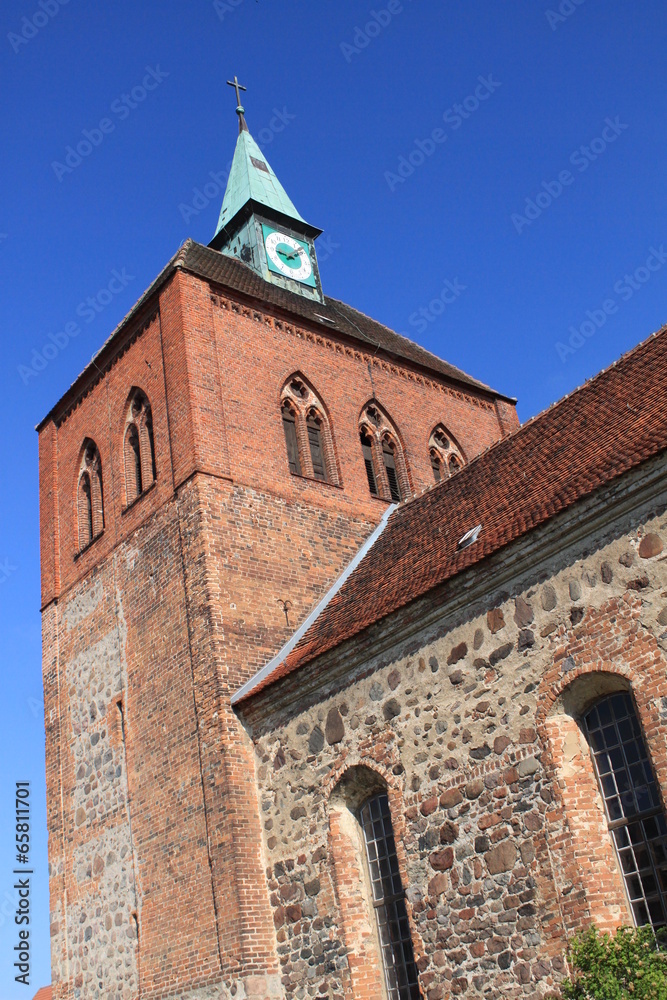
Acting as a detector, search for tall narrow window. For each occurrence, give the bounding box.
[359,794,420,1000]
[125,425,142,502]
[138,413,156,490]
[430,449,443,482]
[584,692,667,928]
[123,389,155,506]
[78,472,93,550]
[282,404,302,476]
[77,441,104,552]
[307,413,327,482]
[360,430,378,496]
[382,440,402,502]
[359,403,409,501]
[90,463,104,537]
[280,376,339,484]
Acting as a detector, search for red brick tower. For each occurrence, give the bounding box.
[38,98,518,1000]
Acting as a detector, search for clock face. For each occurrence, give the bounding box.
[262,227,315,285]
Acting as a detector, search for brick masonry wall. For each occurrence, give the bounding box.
[38,266,514,998]
[39,270,512,609]
[241,484,667,999]
[208,284,509,506]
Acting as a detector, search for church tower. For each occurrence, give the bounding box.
[210,77,324,302]
[38,83,518,1000]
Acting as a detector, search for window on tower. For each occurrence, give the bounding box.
[382,439,402,502]
[306,411,327,481]
[428,425,465,483]
[359,402,409,503]
[123,389,156,507]
[280,375,338,485]
[76,440,104,552]
[282,401,302,476]
[360,429,378,496]
[125,426,142,499]
[78,472,92,547]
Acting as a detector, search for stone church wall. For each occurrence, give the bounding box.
[243,465,667,999]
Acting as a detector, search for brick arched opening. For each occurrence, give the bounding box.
[358,401,410,503]
[76,439,104,551]
[122,388,155,506]
[539,655,667,939]
[279,373,340,486]
[327,763,420,1000]
[428,423,466,482]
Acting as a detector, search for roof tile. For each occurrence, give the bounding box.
[239,326,667,702]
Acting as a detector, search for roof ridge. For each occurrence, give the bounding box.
[512,324,667,438]
[38,239,515,429]
[402,323,667,509]
[325,294,498,396]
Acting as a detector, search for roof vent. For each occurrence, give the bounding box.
[314,313,336,326]
[457,524,482,550]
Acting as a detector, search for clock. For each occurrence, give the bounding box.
[262,225,316,286]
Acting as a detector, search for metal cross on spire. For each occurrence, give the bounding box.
[227,75,246,107]
[226,75,248,131]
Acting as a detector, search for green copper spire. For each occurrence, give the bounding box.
[213,128,306,240]
[209,77,323,303]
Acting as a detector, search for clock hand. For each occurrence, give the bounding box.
[279,247,301,261]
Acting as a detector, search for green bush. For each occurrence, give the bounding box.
[560,925,667,1000]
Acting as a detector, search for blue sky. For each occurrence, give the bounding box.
[0,0,665,992]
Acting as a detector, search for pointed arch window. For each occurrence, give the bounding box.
[280,376,338,485]
[359,403,409,503]
[77,441,104,551]
[428,425,465,483]
[78,473,93,549]
[360,429,379,496]
[282,401,302,476]
[123,390,155,507]
[125,425,142,500]
[306,411,326,481]
[382,439,402,503]
[329,768,420,1000]
[359,793,420,999]
[584,692,667,928]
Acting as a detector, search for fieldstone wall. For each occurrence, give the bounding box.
[51,562,139,1000]
[245,502,667,999]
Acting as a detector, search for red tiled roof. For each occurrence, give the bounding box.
[32,987,52,1000]
[238,326,667,702]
